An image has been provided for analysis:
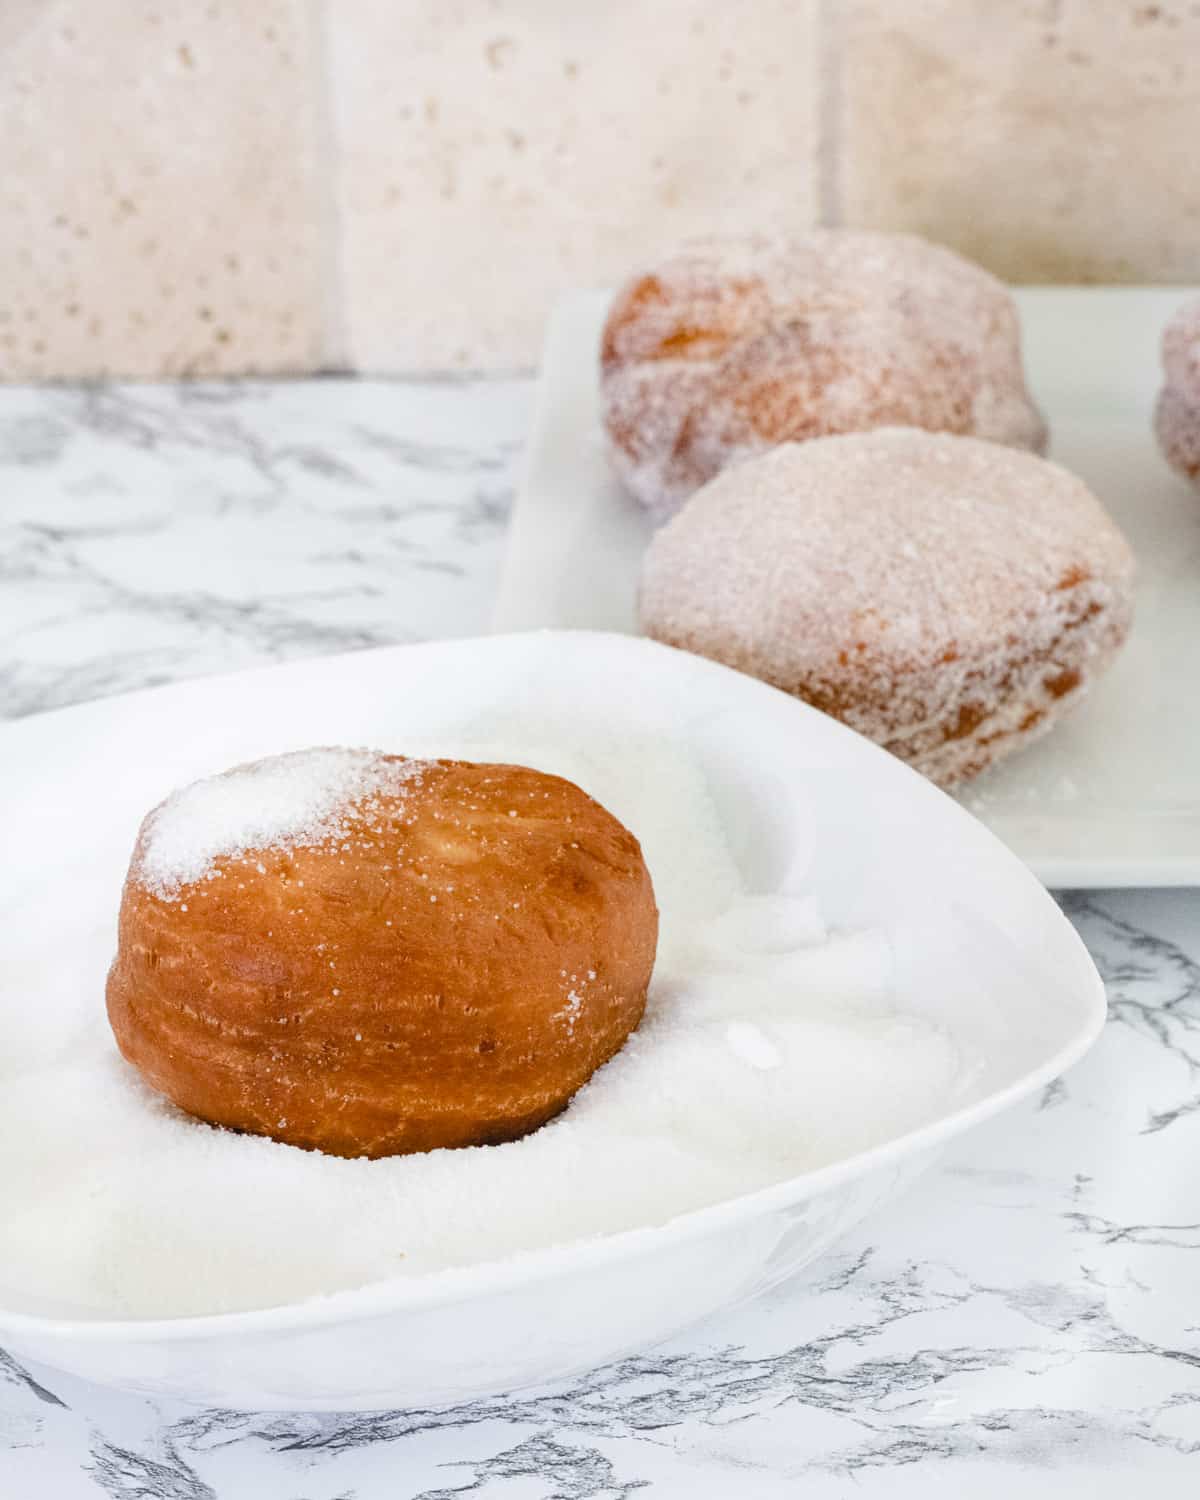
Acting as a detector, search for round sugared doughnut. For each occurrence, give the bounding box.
[107,750,658,1158]
[601,231,1048,520]
[639,429,1134,787]
[1155,297,1200,485]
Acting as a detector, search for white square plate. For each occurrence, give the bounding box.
[495,288,1200,888]
[0,632,1102,1408]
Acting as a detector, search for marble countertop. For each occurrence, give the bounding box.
[1,382,1197,1498]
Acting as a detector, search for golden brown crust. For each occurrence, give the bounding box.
[106,757,658,1158]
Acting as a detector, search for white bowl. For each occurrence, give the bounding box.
[0,631,1104,1409]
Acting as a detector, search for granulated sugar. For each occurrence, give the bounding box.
[0,729,970,1320]
[137,748,427,897]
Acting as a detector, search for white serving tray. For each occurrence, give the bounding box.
[0,632,1102,1407]
[495,287,1200,889]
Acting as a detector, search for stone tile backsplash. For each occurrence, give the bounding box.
[0,0,325,379]
[1,0,1197,376]
[330,0,819,371]
[840,0,1200,284]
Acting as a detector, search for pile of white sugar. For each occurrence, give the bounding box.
[136,747,428,897]
[0,729,971,1319]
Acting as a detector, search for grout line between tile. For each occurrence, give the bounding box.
[817,0,845,227]
[307,0,350,371]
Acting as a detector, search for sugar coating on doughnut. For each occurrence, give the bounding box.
[1162,296,1200,401]
[640,429,1135,786]
[137,748,428,897]
[601,232,1048,519]
[1157,297,1200,484]
[1156,387,1200,482]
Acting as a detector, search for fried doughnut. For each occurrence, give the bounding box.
[639,429,1134,787]
[601,231,1048,520]
[106,750,658,1158]
[1155,297,1200,485]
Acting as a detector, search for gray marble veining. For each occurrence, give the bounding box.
[0,381,1197,1498]
[0,379,529,719]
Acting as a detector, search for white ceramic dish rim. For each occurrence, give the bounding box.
[1,1018,1102,1347]
[0,637,1108,1352]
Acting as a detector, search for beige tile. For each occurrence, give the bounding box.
[0,1,324,378]
[839,0,1200,283]
[330,0,820,371]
